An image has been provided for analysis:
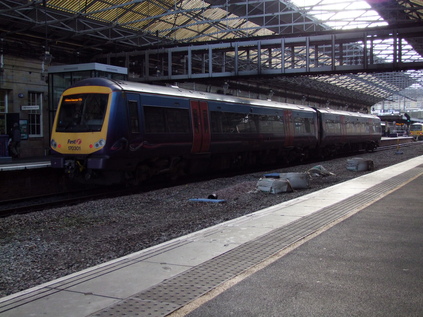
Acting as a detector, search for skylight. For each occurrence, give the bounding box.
[291,0,388,30]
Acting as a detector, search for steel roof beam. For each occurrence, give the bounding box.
[1,0,422,107]
[95,24,422,105]
[117,25,423,79]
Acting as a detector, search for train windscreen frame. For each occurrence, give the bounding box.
[56,93,108,132]
[410,123,423,131]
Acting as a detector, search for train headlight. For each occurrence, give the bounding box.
[90,139,106,149]
[51,139,57,148]
[95,139,106,148]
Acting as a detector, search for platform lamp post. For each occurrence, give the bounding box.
[41,50,53,82]
[41,0,52,81]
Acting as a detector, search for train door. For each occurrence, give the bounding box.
[190,100,210,153]
[127,94,141,153]
[127,94,141,134]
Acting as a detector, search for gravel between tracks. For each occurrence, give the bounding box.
[1,144,423,297]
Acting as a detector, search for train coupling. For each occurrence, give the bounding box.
[64,159,84,175]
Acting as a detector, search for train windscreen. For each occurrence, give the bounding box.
[56,93,108,132]
[410,124,423,131]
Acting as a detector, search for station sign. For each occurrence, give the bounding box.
[21,105,40,111]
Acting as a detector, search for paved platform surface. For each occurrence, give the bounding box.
[0,156,422,317]
[0,156,50,171]
[185,170,423,317]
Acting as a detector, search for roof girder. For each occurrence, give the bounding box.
[0,0,423,107]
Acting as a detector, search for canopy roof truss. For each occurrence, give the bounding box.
[0,0,423,108]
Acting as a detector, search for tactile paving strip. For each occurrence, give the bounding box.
[91,167,423,317]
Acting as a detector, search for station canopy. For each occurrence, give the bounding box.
[1,0,423,108]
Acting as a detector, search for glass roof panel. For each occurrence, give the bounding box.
[291,0,388,29]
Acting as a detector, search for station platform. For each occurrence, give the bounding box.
[1,156,422,317]
[0,156,50,171]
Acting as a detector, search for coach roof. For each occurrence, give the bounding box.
[69,77,317,113]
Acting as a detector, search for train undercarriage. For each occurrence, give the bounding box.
[58,139,379,186]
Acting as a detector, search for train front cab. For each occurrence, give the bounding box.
[409,123,423,140]
[50,84,115,181]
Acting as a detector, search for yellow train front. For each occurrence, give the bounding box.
[409,123,423,140]
[51,78,183,185]
[50,79,124,184]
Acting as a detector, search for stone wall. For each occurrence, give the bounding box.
[0,55,50,158]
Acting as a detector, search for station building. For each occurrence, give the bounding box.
[0,55,48,157]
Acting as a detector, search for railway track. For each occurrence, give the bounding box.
[1,140,420,218]
[0,187,136,217]
[377,139,422,151]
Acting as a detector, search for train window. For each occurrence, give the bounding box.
[258,115,284,134]
[359,122,366,134]
[325,119,341,135]
[165,108,190,133]
[128,100,140,133]
[236,114,257,133]
[56,93,108,132]
[222,112,239,133]
[144,106,189,133]
[345,121,354,134]
[220,112,257,133]
[294,117,305,134]
[305,118,313,133]
[294,116,314,135]
[410,124,423,131]
[144,106,166,133]
[210,111,223,133]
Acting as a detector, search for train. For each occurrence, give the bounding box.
[50,78,382,184]
[409,123,423,140]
